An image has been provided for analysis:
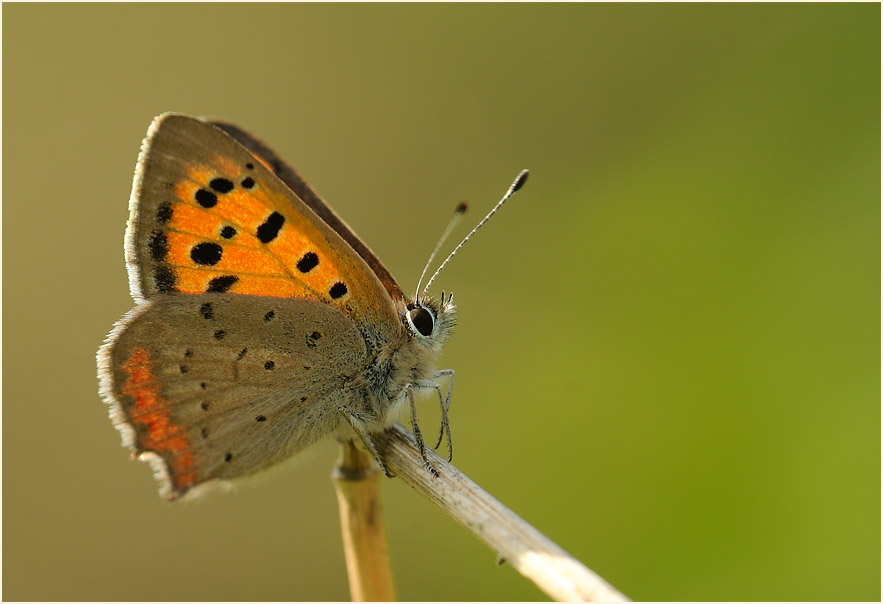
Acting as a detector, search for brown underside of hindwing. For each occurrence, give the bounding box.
[102,294,369,499]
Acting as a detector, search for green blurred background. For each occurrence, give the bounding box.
[3,4,879,601]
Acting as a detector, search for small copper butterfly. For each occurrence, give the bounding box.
[98,113,527,500]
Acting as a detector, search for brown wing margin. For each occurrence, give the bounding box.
[210,120,405,302]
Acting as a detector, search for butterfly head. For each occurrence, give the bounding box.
[403,292,457,353]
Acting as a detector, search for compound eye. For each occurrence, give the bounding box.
[408,306,434,337]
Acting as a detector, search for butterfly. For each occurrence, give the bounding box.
[98,113,526,500]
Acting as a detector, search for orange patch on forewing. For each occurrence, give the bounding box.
[168,202,225,239]
[270,235,344,296]
[170,267,309,297]
[217,188,277,227]
[264,221,339,283]
[184,163,215,186]
[175,179,202,207]
[121,348,198,492]
[164,231,284,277]
[174,167,272,236]
[166,154,354,304]
[170,266,219,294]
[168,203,261,248]
[229,274,309,297]
[214,245,286,275]
[173,178,266,228]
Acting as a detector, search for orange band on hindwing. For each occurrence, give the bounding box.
[121,347,198,492]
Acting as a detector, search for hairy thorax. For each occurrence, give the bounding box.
[345,294,457,434]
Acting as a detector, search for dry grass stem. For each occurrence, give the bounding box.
[365,423,631,602]
[332,440,396,602]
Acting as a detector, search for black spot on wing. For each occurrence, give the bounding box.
[210,178,234,193]
[306,331,322,349]
[149,231,168,261]
[329,282,347,299]
[195,189,218,208]
[297,252,319,273]
[156,202,173,224]
[191,242,223,266]
[256,211,285,244]
[206,275,238,293]
[154,266,176,292]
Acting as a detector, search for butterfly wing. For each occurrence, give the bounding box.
[210,119,405,302]
[126,113,399,339]
[100,114,403,498]
[103,294,367,499]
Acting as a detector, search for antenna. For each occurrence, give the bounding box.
[420,169,528,298]
[415,202,469,300]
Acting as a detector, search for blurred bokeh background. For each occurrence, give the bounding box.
[3,4,879,601]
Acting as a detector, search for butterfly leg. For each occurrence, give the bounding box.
[428,369,455,461]
[407,385,439,477]
[337,406,394,478]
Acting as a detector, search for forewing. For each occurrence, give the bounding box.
[127,113,398,340]
[211,119,405,302]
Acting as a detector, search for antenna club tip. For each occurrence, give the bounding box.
[511,169,529,193]
[455,201,468,214]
